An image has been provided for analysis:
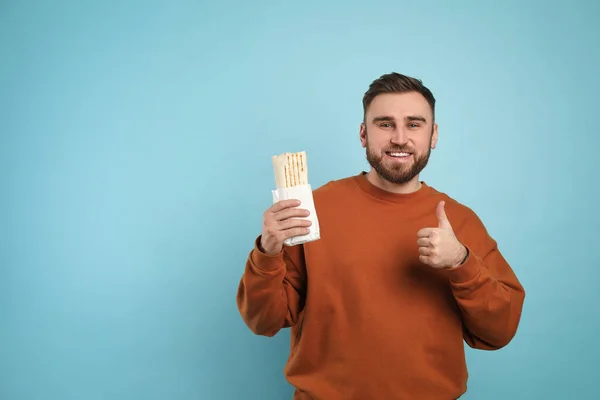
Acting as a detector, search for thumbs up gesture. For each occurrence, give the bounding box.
[417,201,468,269]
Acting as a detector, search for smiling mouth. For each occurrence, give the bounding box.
[386,151,412,158]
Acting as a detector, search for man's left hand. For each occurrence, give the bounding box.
[417,200,467,269]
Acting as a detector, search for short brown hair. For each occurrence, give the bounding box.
[362,72,436,120]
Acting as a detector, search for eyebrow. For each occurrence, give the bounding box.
[406,115,427,123]
[372,115,427,123]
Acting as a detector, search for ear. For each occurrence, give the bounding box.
[430,123,439,149]
[360,122,367,148]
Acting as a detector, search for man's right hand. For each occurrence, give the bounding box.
[260,199,312,255]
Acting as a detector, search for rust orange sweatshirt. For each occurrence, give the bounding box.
[237,172,525,400]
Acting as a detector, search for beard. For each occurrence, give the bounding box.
[365,130,433,185]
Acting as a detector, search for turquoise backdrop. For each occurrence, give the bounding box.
[2,1,599,399]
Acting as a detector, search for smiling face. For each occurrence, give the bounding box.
[360,91,438,190]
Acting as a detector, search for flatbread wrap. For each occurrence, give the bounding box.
[272,151,308,189]
[270,150,321,246]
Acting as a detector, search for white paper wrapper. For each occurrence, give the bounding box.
[271,184,321,246]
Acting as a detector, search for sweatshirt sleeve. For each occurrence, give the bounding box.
[448,210,526,350]
[236,236,307,337]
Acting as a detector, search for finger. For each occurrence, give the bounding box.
[279,218,312,230]
[418,246,432,256]
[282,226,311,239]
[417,237,431,247]
[419,255,430,264]
[437,201,451,230]
[273,207,310,221]
[269,199,302,213]
[417,228,436,238]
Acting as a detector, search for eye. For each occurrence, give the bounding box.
[379,122,393,128]
[408,123,420,128]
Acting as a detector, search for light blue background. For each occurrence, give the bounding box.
[1,1,598,399]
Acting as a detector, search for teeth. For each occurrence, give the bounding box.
[389,152,410,157]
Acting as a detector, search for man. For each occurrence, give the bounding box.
[236,72,526,399]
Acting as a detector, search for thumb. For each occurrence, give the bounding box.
[437,201,451,230]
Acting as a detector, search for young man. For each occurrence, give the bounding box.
[236,72,526,400]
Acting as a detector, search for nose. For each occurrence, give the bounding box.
[390,127,408,145]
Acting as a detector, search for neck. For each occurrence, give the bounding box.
[365,169,422,194]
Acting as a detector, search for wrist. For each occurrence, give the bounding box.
[460,245,469,264]
[451,245,469,269]
[258,236,282,256]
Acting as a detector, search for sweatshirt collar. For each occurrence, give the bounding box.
[353,171,432,203]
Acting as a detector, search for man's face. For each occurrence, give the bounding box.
[360,92,438,185]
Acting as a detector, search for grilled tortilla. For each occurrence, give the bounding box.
[272,151,308,189]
